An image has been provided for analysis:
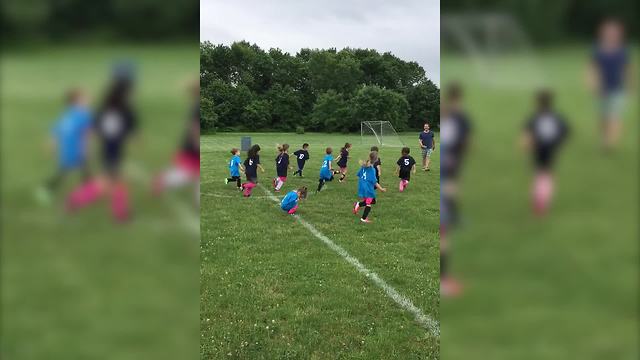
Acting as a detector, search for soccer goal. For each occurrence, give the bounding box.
[361,121,405,147]
[441,13,546,89]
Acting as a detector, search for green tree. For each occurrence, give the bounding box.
[350,85,409,132]
[242,100,271,131]
[266,84,302,131]
[310,90,351,132]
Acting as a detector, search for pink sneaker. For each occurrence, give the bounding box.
[360,218,371,223]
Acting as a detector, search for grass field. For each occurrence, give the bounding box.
[1,45,199,359]
[201,133,440,358]
[441,47,638,359]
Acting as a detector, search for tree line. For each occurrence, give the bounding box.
[200,41,440,133]
[1,0,198,43]
[442,0,638,44]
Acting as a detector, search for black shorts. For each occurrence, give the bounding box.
[399,170,411,181]
[534,147,556,170]
[277,169,288,178]
[245,176,257,183]
[297,161,306,170]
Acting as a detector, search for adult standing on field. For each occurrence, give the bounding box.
[419,123,436,171]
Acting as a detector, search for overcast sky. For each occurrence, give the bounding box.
[201,0,440,85]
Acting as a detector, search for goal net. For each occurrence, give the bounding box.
[361,121,405,147]
[441,13,546,89]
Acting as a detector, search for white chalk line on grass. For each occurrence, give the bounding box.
[125,162,200,237]
[257,184,440,336]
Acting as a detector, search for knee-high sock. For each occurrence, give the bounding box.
[111,183,129,221]
[236,177,241,188]
[317,179,325,192]
[339,173,346,181]
[440,251,448,277]
[275,179,284,191]
[242,182,256,196]
[67,179,102,209]
[362,205,372,220]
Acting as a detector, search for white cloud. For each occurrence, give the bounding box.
[201,0,440,85]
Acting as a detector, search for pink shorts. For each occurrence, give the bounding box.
[362,197,375,205]
[174,151,200,176]
[340,167,347,172]
[278,176,287,182]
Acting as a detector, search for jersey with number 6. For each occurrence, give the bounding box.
[244,155,260,179]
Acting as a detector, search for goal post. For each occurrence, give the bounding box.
[361,121,405,147]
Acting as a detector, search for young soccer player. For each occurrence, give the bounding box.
[396,147,417,192]
[334,143,351,182]
[273,144,290,192]
[241,144,265,197]
[67,65,138,222]
[316,147,335,192]
[292,143,310,177]
[521,90,569,216]
[370,146,382,183]
[280,186,308,215]
[225,148,242,190]
[441,82,472,297]
[152,79,200,205]
[37,88,92,205]
[353,152,387,223]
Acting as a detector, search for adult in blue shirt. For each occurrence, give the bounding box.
[419,123,436,171]
[588,18,633,150]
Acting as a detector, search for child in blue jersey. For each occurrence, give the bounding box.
[273,144,291,192]
[334,143,352,182]
[353,152,387,223]
[317,147,335,192]
[225,148,243,190]
[280,186,308,215]
[37,88,92,204]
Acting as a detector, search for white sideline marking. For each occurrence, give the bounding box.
[258,184,440,336]
[126,162,200,237]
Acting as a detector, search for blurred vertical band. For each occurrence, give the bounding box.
[1,0,199,359]
[441,1,638,359]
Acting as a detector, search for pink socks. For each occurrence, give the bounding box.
[242,182,256,196]
[399,179,409,192]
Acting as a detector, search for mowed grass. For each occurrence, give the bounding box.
[441,47,638,360]
[1,45,199,359]
[201,133,440,359]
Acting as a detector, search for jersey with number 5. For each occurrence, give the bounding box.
[397,155,416,173]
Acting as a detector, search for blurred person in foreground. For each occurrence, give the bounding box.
[521,90,569,217]
[36,88,93,205]
[66,63,138,222]
[440,83,471,297]
[587,18,635,151]
[153,79,200,206]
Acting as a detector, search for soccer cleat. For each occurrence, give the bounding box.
[353,202,360,214]
[225,178,229,184]
[360,218,371,223]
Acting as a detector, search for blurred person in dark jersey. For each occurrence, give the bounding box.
[36,88,93,205]
[521,90,569,216]
[66,63,138,222]
[153,80,200,206]
[587,18,635,151]
[440,83,471,298]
